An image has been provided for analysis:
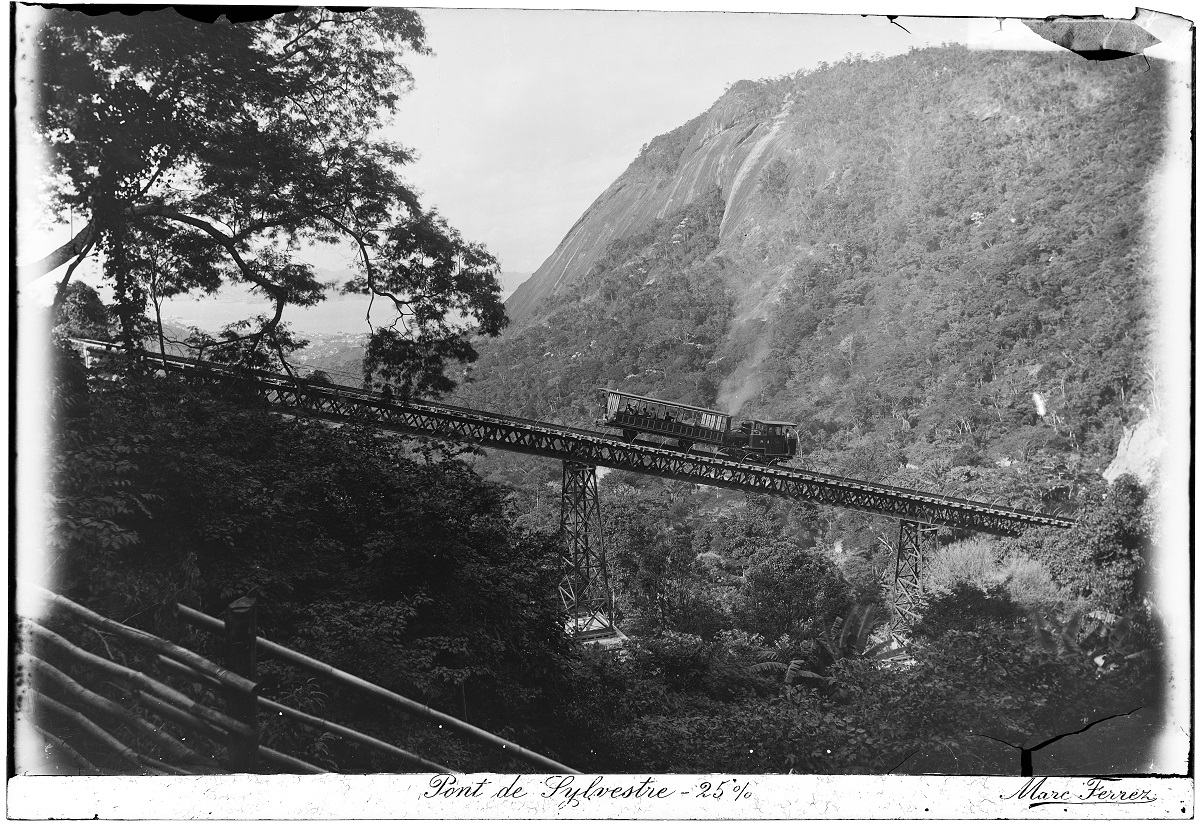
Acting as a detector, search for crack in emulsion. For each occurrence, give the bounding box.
[974,706,1143,776]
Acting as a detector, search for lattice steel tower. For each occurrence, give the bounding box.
[882,519,940,634]
[558,462,615,638]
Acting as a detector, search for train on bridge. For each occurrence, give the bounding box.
[598,389,799,464]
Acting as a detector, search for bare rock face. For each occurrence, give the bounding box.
[506,80,791,325]
[1103,414,1165,486]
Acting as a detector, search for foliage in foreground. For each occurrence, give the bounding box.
[27,6,505,397]
[549,596,1161,774]
[43,352,1165,773]
[46,355,576,770]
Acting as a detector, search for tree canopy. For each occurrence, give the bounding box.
[23,6,506,396]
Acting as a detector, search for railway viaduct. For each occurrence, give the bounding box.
[71,341,1075,638]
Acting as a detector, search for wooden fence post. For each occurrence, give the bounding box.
[224,596,259,772]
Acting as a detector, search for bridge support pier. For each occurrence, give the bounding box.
[559,462,615,638]
[886,520,939,633]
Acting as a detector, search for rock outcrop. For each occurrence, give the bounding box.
[1103,414,1165,486]
[506,80,792,324]
[479,46,1164,498]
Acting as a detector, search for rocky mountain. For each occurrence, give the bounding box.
[457,45,1167,511]
[504,79,782,323]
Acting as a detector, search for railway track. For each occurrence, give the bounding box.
[70,340,1075,536]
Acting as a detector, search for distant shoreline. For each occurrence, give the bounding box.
[160,271,529,337]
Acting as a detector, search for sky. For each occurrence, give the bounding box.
[15,1,1191,303]
[19,4,1080,302]
[345,2,1189,280]
[325,9,1069,278]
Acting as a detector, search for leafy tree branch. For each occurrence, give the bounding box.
[25,6,504,392]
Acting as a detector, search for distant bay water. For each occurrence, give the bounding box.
[161,288,385,337]
[159,271,530,337]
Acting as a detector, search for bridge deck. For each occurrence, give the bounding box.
[72,341,1074,536]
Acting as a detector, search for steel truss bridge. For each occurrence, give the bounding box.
[72,342,1075,636]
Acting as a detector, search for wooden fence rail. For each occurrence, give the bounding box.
[16,586,577,774]
[23,620,254,740]
[31,586,258,694]
[33,691,188,775]
[260,695,451,773]
[176,602,580,774]
[18,591,318,774]
[19,652,207,766]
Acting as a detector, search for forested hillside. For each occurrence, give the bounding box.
[456,45,1166,516]
[32,9,1177,778]
[46,344,1166,774]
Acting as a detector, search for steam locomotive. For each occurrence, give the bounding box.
[598,389,798,463]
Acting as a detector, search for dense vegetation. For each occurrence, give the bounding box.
[454,47,1166,520]
[455,186,733,421]
[47,346,576,771]
[45,343,1164,774]
[446,45,1173,771]
[26,6,504,398]
[30,26,1172,776]
[751,49,1163,503]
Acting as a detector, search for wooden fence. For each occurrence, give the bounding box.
[17,585,577,775]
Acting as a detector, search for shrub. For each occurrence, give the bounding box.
[1001,553,1070,609]
[1015,475,1153,614]
[914,581,1024,637]
[626,631,768,700]
[923,536,1001,594]
[671,586,734,641]
[758,157,791,200]
[629,631,712,690]
[735,542,853,641]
